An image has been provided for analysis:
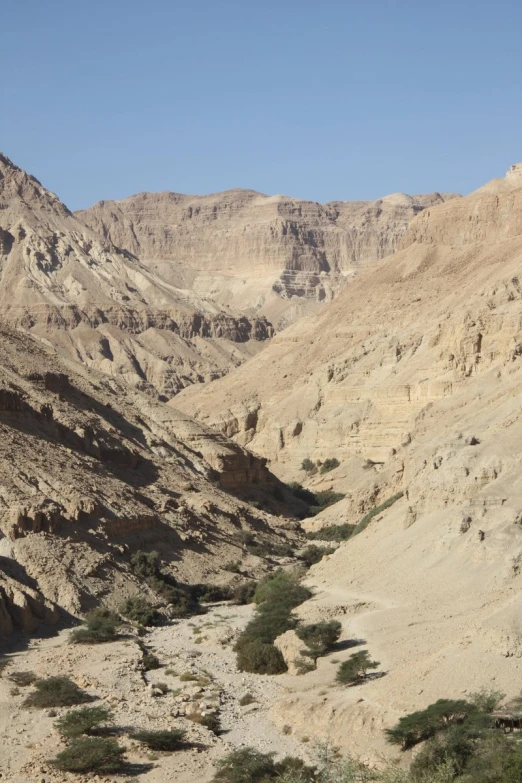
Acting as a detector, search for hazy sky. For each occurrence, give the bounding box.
[3,0,521,209]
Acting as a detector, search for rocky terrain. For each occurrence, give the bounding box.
[174,163,522,752]
[0,323,301,638]
[78,188,457,330]
[0,154,273,398]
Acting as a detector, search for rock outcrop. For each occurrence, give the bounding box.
[0,325,294,636]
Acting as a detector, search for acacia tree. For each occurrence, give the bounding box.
[336,651,380,686]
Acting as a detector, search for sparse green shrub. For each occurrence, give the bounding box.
[51,736,125,772]
[385,698,477,750]
[142,652,161,671]
[236,640,287,675]
[239,693,256,706]
[224,560,242,574]
[232,581,257,605]
[70,608,121,644]
[254,571,311,610]
[24,676,91,708]
[306,490,346,518]
[187,711,221,733]
[120,596,162,627]
[320,458,340,474]
[300,544,335,567]
[288,482,316,504]
[154,580,197,617]
[336,651,380,687]
[54,706,113,739]
[301,458,315,472]
[306,522,355,541]
[132,728,186,751]
[212,747,316,783]
[352,492,404,537]
[8,671,37,687]
[130,550,163,580]
[191,584,233,603]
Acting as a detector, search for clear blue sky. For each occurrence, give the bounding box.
[3,0,521,209]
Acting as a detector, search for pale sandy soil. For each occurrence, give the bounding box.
[0,603,317,783]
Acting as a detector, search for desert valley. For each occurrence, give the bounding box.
[2,148,522,783]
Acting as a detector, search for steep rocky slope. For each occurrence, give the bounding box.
[0,154,272,398]
[78,188,457,329]
[176,164,522,751]
[0,325,296,637]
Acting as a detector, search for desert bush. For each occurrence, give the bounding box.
[351,492,404,538]
[236,571,310,674]
[132,728,186,751]
[306,522,355,541]
[130,550,163,579]
[385,698,477,750]
[239,693,256,706]
[224,560,242,574]
[288,482,316,504]
[70,608,121,644]
[236,640,287,675]
[336,651,380,687]
[232,581,257,605]
[8,671,37,687]
[320,458,340,474]
[191,583,233,603]
[187,711,221,733]
[254,571,311,610]
[212,747,316,783]
[297,620,342,662]
[54,706,113,739]
[301,458,315,472]
[120,596,162,626]
[24,676,91,708]
[307,490,346,517]
[237,607,298,649]
[300,544,335,567]
[151,580,197,617]
[142,652,161,671]
[51,736,125,772]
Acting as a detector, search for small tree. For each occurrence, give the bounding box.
[132,728,187,751]
[24,676,91,708]
[297,620,342,663]
[51,736,125,772]
[54,706,113,738]
[336,651,380,686]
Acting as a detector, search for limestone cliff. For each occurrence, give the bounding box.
[78,188,458,328]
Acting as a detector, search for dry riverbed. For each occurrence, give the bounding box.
[0,603,315,783]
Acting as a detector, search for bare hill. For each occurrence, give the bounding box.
[78,188,458,329]
[0,154,272,398]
